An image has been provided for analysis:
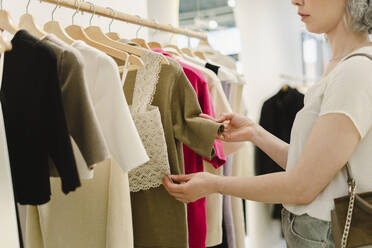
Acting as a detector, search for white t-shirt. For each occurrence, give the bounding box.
[72,41,149,172]
[284,46,372,221]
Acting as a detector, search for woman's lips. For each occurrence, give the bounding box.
[298,13,310,21]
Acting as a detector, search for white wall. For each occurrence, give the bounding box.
[147,0,179,44]
[234,1,303,248]
[4,0,149,39]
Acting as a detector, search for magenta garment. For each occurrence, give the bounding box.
[153,49,226,248]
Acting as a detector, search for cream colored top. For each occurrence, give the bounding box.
[284,46,372,221]
[0,53,20,248]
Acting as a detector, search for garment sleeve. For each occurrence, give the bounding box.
[319,57,372,139]
[208,75,244,155]
[172,70,223,160]
[93,55,149,172]
[59,50,109,168]
[44,49,80,194]
[197,77,226,168]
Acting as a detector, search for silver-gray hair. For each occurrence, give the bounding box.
[346,0,372,33]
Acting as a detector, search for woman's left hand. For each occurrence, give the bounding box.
[162,172,219,203]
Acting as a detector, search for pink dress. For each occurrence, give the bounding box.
[153,49,226,248]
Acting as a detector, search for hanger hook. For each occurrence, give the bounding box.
[26,0,31,14]
[86,1,95,26]
[51,0,61,21]
[134,15,143,39]
[72,0,81,25]
[168,24,175,44]
[106,7,115,32]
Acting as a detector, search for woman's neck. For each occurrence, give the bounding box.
[326,22,371,61]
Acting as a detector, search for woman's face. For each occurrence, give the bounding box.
[291,0,347,34]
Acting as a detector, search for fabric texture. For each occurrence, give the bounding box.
[0,52,20,248]
[72,40,149,172]
[128,50,170,192]
[1,30,80,205]
[42,34,109,170]
[230,82,250,248]
[256,87,304,219]
[284,46,372,221]
[26,160,134,248]
[124,57,223,248]
[153,49,226,248]
[180,55,243,246]
[26,41,147,248]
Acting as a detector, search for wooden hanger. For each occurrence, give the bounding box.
[194,50,207,60]
[82,7,168,65]
[181,48,194,57]
[43,0,75,44]
[148,41,161,49]
[84,3,144,68]
[105,7,120,41]
[0,3,19,35]
[18,0,46,38]
[131,17,150,49]
[0,30,11,53]
[65,1,128,63]
[106,32,120,40]
[164,44,183,57]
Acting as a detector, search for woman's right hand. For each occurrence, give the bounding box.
[200,113,258,142]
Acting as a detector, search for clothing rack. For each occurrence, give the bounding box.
[39,0,208,41]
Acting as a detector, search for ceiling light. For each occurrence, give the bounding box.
[228,0,236,8]
[208,20,218,29]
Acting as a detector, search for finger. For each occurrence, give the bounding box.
[162,176,185,193]
[171,174,192,183]
[199,113,216,122]
[216,113,234,123]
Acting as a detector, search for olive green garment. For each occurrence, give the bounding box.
[123,58,222,248]
[42,34,110,171]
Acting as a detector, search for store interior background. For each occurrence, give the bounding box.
[6,0,330,247]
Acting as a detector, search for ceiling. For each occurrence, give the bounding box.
[179,0,236,31]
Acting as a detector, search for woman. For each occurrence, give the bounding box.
[163,0,372,247]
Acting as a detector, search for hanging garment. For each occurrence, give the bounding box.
[26,40,148,248]
[205,61,237,248]
[153,48,226,248]
[123,57,224,248]
[1,30,80,205]
[180,55,242,247]
[26,160,133,248]
[229,82,250,248]
[42,34,110,179]
[128,50,170,192]
[0,52,20,248]
[255,87,304,219]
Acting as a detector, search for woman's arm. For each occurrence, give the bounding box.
[201,113,289,169]
[163,113,360,205]
[252,124,289,170]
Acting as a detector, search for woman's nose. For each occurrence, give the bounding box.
[291,0,304,6]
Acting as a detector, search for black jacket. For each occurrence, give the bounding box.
[255,86,304,219]
[1,30,80,205]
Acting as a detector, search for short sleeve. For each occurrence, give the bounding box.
[93,55,149,172]
[59,49,110,168]
[319,57,372,138]
[172,70,223,160]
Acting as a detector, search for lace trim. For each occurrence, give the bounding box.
[128,51,170,192]
[131,50,162,113]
